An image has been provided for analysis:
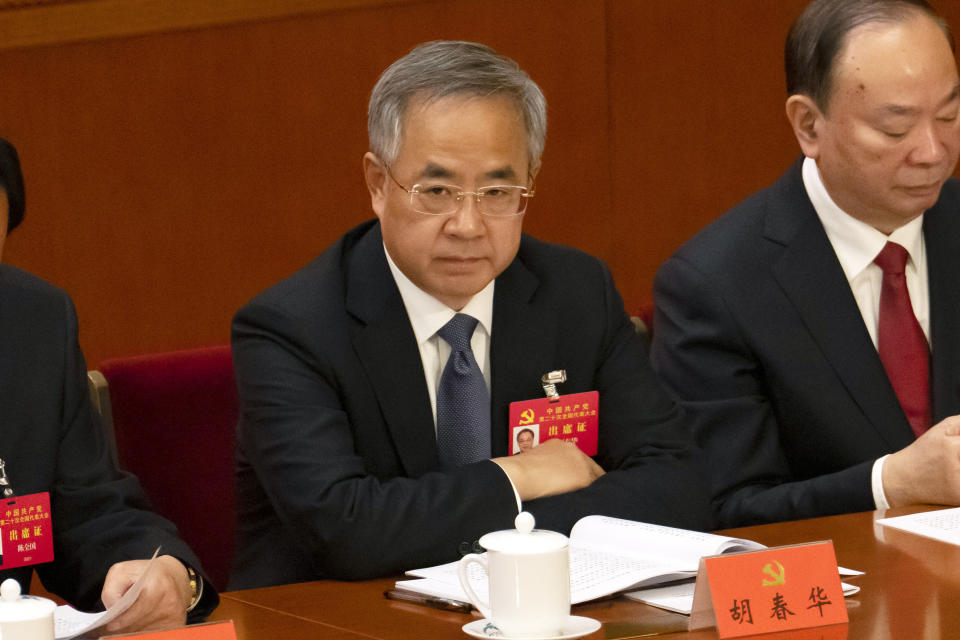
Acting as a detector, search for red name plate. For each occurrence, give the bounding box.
[508,391,599,456]
[0,492,54,570]
[100,621,236,639]
[689,541,848,638]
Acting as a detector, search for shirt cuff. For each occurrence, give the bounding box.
[494,464,522,513]
[872,455,891,510]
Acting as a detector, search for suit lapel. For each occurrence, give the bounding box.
[766,163,914,449]
[925,197,960,421]
[345,225,439,477]
[489,242,560,457]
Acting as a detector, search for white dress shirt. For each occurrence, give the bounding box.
[383,248,493,429]
[384,246,522,512]
[802,157,930,510]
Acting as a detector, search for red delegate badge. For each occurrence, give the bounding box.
[0,492,55,570]
[508,391,599,456]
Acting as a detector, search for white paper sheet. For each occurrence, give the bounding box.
[876,507,960,546]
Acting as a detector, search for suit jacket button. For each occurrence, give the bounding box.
[458,541,471,556]
[472,540,485,554]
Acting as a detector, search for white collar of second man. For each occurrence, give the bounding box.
[383,244,494,346]
[802,156,925,282]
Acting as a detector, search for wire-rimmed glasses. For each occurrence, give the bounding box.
[386,167,534,217]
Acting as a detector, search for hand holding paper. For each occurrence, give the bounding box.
[101,554,193,634]
[56,549,169,639]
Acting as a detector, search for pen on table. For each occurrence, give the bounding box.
[383,588,474,614]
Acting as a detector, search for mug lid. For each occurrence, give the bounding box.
[0,579,56,621]
[478,512,568,553]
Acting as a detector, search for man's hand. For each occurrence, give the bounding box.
[101,555,192,634]
[492,438,605,501]
[883,415,960,507]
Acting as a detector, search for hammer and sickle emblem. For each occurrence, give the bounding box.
[518,408,535,425]
[761,560,786,586]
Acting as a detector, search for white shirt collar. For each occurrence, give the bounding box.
[802,156,924,279]
[383,245,494,343]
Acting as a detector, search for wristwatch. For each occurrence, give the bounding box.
[184,565,203,613]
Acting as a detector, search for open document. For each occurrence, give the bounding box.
[397,515,765,605]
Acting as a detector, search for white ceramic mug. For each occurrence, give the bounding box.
[458,513,570,638]
[0,579,55,640]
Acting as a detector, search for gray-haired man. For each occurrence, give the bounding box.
[230,41,711,588]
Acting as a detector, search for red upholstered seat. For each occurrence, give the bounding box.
[97,345,237,590]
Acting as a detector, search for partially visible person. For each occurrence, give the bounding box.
[651,0,960,527]
[0,138,218,632]
[516,428,536,453]
[230,41,712,588]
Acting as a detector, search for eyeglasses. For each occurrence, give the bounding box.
[386,167,534,217]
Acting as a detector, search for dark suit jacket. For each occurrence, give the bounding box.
[0,265,217,618]
[651,159,960,528]
[230,220,712,588]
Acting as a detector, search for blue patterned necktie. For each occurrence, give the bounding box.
[436,313,491,466]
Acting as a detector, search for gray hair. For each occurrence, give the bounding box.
[368,40,547,170]
[785,0,953,112]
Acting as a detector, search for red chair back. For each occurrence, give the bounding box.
[98,345,237,590]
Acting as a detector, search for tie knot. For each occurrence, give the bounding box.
[437,313,479,351]
[874,242,909,275]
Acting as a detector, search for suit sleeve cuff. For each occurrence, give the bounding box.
[872,455,891,510]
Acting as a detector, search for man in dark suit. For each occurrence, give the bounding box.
[230,40,712,588]
[0,138,217,631]
[651,0,960,528]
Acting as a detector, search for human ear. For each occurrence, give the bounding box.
[785,94,824,159]
[362,152,388,219]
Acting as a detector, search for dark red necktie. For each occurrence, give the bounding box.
[874,242,931,437]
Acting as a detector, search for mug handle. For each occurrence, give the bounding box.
[458,553,492,620]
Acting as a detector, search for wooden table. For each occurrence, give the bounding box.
[207,597,371,640]
[218,506,960,639]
